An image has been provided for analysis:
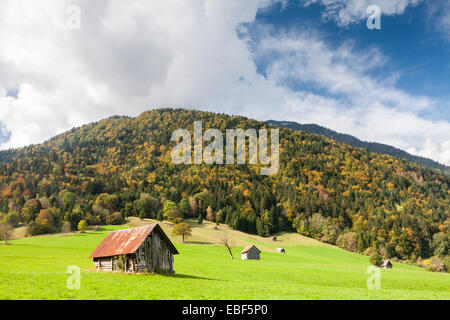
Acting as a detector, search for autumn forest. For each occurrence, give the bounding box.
[0,109,448,269]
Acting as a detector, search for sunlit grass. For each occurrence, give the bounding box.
[0,224,448,300]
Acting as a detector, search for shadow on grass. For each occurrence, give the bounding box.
[184,240,213,245]
[163,273,225,282]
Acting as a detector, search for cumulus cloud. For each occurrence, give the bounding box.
[0,0,449,165]
[0,0,277,148]
[302,0,422,26]
[432,1,450,41]
[253,32,433,113]
[248,29,450,165]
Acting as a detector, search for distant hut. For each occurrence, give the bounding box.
[276,248,286,253]
[381,260,392,269]
[89,224,179,273]
[241,245,261,260]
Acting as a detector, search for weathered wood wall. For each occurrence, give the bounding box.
[94,257,113,271]
[135,229,174,272]
[149,230,173,272]
[241,247,260,260]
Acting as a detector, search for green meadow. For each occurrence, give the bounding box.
[0,221,449,300]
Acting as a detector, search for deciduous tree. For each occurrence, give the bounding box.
[172,222,192,243]
[0,223,14,244]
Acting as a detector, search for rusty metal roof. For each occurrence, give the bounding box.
[89,224,178,258]
[241,245,260,254]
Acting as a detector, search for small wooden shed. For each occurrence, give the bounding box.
[241,245,261,260]
[381,260,392,269]
[89,224,178,273]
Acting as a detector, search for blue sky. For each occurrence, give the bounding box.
[248,0,450,121]
[0,0,449,165]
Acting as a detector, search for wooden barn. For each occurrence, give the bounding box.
[89,224,179,273]
[241,245,261,260]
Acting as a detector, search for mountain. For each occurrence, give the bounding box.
[0,108,448,262]
[267,120,450,175]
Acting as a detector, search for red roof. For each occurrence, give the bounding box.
[89,224,178,258]
[241,245,260,254]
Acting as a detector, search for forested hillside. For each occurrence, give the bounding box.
[0,109,448,265]
[267,120,450,174]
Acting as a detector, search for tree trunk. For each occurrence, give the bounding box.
[226,245,233,259]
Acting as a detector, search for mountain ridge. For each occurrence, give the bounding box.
[267,120,449,175]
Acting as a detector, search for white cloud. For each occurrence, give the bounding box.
[254,33,433,113]
[435,1,450,41]
[249,30,450,165]
[0,0,449,166]
[303,0,422,26]
[0,0,280,147]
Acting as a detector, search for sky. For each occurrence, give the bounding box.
[0,0,449,165]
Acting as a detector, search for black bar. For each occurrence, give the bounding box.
[0,300,447,319]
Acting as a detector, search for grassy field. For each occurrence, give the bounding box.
[0,219,449,300]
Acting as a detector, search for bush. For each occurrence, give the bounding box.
[26,221,43,236]
[78,220,88,233]
[107,212,125,225]
[61,221,72,233]
[35,209,56,233]
[426,256,445,272]
[64,207,83,230]
[337,232,358,252]
[86,213,100,226]
[370,252,383,267]
[163,200,177,219]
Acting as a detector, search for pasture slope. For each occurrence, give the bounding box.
[0,218,449,300]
